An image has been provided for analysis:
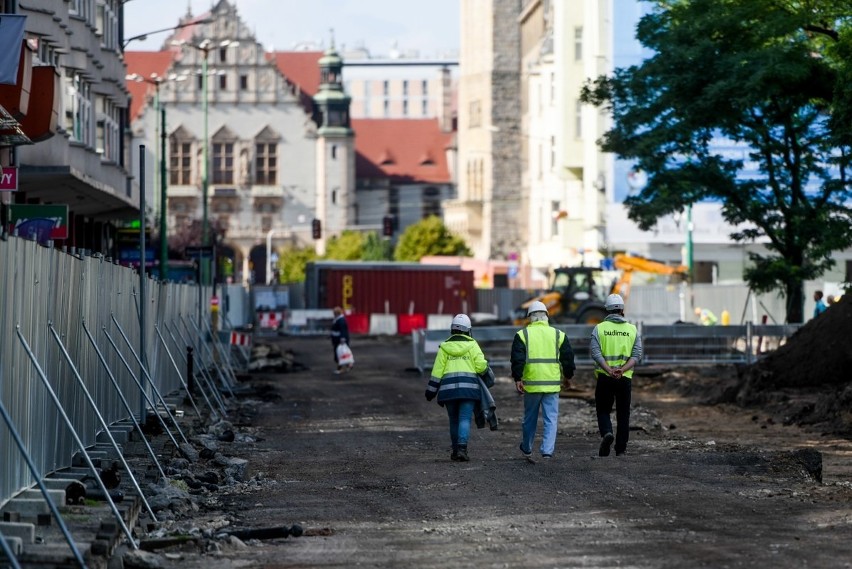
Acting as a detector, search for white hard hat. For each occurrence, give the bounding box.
[527,300,548,316]
[451,313,472,333]
[605,294,625,311]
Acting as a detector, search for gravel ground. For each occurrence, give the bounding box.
[98,333,852,569]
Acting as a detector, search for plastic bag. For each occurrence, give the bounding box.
[336,342,354,367]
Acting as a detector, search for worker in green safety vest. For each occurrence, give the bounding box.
[511,301,576,462]
[590,294,643,458]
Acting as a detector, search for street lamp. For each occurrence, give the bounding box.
[127,72,186,281]
[173,38,239,287]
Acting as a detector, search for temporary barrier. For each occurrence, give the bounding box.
[230,331,251,346]
[397,313,426,335]
[0,235,233,559]
[369,314,398,335]
[411,322,803,373]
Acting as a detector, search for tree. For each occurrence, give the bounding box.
[324,230,365,261]
[361,232,394,261]
[276,245,317,283]
[580,0,852,323]
[393,215,472,262]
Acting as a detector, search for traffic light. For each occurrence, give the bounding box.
[382,215,393,237]
[312,218,321,239]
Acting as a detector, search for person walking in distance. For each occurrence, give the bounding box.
[424,314,489,462]
[813,290,828,318]
[511,301,575,462]
[330,306,351,374]
[591,294,643,457]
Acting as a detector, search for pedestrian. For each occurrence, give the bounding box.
[330,306,352,374]
[511,301,575,463]
[424,314,489,462]
[694,306,718,326]
[813,290,828,318]
[591,294,643,457]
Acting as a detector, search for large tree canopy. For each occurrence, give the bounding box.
[581,0,852,322]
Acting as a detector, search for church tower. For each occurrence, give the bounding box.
[313,38,355,255]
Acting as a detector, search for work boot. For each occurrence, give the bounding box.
[599,432,614,457]
[450,446,459,461]
[456,445,469,462]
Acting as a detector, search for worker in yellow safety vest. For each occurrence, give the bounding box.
[511,301,576,462]
[590,294,643,457]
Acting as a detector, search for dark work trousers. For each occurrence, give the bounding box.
[595,374,632,453]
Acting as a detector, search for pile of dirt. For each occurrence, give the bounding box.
[737,294,852,434]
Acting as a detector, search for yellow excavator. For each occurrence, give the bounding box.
[511,254,689,325]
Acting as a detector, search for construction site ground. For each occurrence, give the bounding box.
[92,329,852,569]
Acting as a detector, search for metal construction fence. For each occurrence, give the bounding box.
[412,321,802,373]
[0,235,227,516]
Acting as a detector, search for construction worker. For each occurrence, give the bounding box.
[511,301,576,462]
[694,306,718,326]
[425,314,489,462]
[591,294,643,457]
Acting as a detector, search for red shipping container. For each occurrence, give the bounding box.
[397,313,426,334]
[310,263,476,316]
[346,313,369,335]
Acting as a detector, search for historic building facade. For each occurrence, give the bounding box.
[128,0,457,284]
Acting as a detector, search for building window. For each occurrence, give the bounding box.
[551,201,560,236]
[240,75,248,90]
[197,74,203,90]
[212,142,235,184]
[219,47,228,63]
[383,80,389,96]
[402,100,408,117]
[469,100,481,128]
[255,143,277,185]
[423,186,441,217]
[574,26,583,61]
[219,75,227,90]
[402,80,408,96]
[422,80,428,96]
[96,0,118,50]
[64,71,93,147]
[383,99,390,118]
[422,99,428,116]
[169,140,193,185]
[95,95,119,161]
[575,99,582,138]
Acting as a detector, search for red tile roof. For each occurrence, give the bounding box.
[124,51,175,121]
[269,51,322,113]
[269,51,323,96]
[352,119,454,184]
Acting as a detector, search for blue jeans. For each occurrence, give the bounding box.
[444,399,476,448]
[520,392,559,456]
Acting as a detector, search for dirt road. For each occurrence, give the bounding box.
[147,334,852,569]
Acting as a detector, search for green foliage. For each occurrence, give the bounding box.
[580,0,852,323]
[324,230,365,261]
[361,232,394,261]
[393,215,472,262]
[276,245,317,283]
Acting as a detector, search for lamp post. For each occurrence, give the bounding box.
[127,73,179,280]
[173,38,239,287]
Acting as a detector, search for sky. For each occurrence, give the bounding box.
[123,0,460,57]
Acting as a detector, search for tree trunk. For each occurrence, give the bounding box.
[785,278,804,324]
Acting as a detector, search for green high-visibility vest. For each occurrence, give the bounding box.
[594,320,637,379]
[517,321,565,393]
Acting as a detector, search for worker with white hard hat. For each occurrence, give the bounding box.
[590,293,643,457]
[425,313,492,462]
[511,300,576,462]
